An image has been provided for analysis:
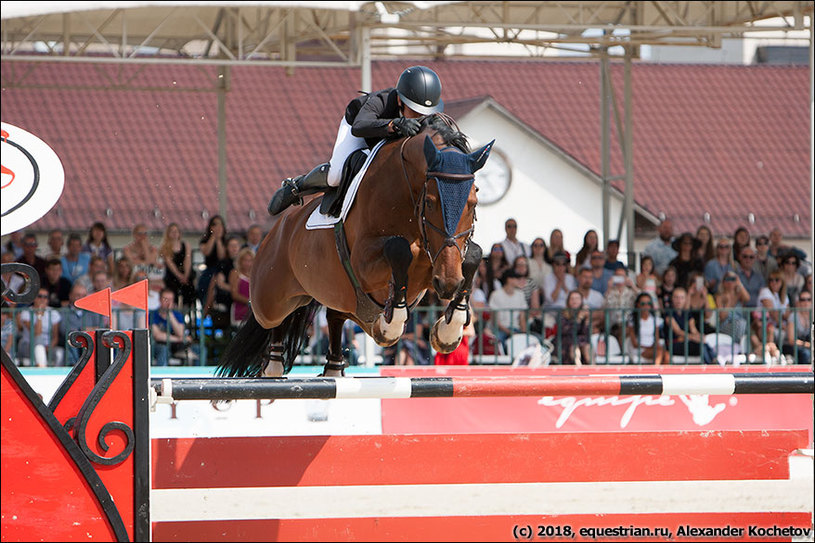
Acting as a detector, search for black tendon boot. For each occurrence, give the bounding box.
[268,163,330,215]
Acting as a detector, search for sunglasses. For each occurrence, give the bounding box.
[741,255,755,260]
[756,241,768,246]
[769,278,781,282]
[800,297,812,302]
[638,302,653,307]
[36,293,49,298]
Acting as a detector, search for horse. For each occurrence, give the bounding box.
[218,114,492,378]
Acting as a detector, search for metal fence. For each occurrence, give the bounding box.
[2,304,811,368]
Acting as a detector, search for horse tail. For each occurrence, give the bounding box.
[215,299,321,377]
[216,311,273,377]
[278,299,321,373]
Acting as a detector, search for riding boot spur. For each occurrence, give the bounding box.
[267,162,331,215]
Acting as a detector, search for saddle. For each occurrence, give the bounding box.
[319,148,369,217]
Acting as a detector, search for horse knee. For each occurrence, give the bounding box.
[383,236,412,286]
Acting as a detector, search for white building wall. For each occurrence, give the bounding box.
[459,106,628,259]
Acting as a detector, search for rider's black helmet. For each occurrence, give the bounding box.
[396,66,444,115]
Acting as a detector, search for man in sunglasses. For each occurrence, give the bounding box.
[735,247,765,308]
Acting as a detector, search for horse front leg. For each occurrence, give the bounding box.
[431,242,482,353]
[371,236,413,347]
[321,309,348,376]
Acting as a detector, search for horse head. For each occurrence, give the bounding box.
[407,114,493,299]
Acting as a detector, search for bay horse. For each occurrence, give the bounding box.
[218,114,492,377]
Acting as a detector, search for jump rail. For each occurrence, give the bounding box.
[151,372,814,402]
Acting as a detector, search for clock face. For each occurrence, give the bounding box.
[474,148,511,205]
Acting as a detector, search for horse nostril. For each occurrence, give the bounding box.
[432,276,444,296]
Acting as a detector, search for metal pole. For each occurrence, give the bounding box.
[217,65,229,221]
[360,25,371,93]
[624,47,635,269]
[600,48,611,247]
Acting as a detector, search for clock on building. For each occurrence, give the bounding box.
[474,147,511,205]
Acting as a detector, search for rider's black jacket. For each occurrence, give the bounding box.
[344,88,401,148]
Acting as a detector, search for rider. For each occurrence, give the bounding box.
[267,65,444,216]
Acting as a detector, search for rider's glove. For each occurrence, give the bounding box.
[391,117,421,137]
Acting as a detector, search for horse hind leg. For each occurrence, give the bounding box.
[263,343,285,377]
[431,242,482,353]
[372,236,412,347]
[320,309,348,377]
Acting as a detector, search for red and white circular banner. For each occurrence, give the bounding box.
[1,122,65,236]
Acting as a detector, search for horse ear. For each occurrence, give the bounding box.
[423,135,440,169]
[469,140,495,173]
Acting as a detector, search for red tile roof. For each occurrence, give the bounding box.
[0,59,809,238]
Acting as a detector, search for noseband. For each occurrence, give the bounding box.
[400,137,474,266]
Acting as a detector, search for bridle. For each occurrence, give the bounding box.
[399,136,475,266]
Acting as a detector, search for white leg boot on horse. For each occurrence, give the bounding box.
[262,344,286,378]
[267,163,330,215]
[431,242,482,353]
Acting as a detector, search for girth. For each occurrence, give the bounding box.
[333,221,422,325]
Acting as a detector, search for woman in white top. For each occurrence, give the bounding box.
[626,292,666,365]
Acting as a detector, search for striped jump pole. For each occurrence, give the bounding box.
[151,372,814,402]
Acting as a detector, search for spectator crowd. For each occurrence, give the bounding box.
[1,215,812,367]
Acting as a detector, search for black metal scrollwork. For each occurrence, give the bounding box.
[1,262,41,305]
[74,331,135,466]
[47,331,95,427]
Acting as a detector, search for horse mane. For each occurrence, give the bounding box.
[421,113,470,153]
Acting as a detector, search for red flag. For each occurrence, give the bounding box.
[74,288,111,319]
[111,279,148,311]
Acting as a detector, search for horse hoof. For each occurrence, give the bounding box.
[431,327,462,354]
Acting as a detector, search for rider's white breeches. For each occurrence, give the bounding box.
[327,118,367,187]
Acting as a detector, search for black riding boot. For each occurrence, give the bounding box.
[267,163,330,216]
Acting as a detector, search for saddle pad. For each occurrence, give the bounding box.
[305,140,384,230]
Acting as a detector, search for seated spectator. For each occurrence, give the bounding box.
[499,218,530,265]
[668,232,704,289]
[554,290,590,365]
[486,243,510,295]
[686,271,713,333]
[75,255,108,292]
[603,267,638,345]
[82,221,115,275]
[735,246,765,308]
[4,231,24,259]
[205,235,242,332]
[123,224,160,274]
[664,287,712,364]
[753,270,789,354]
[244,224,264,253]
[778,251,805,306]
[197,215,227,305]
[159,222,196,308]
[695,225,715,264]
[603,239,626,272]
[17,232,46,281]
[488,269,528,350]
[658,266,678,311]
[636,255,659,293]
[61,233,91,286]
[545,229,571,269]
[625,292,666,365]
[575,267,605,333]
[704,238,734,294]
[1,307,14,357]
[45,229,64,259]
[543,252,577,309]
[112,257,135,291]
[642,218,676,276]
[589,249,613,295]
[150,288,197,366]
[41,258,71,308]
[527,238,551,290]
[753,234,777,281]
[229,248,254,327]
[782,291,811,365]
[732,226,751,263]
[60,283,108,366]
[473,258,494,302]
[17,287,62,367]
[573,229,599,273]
